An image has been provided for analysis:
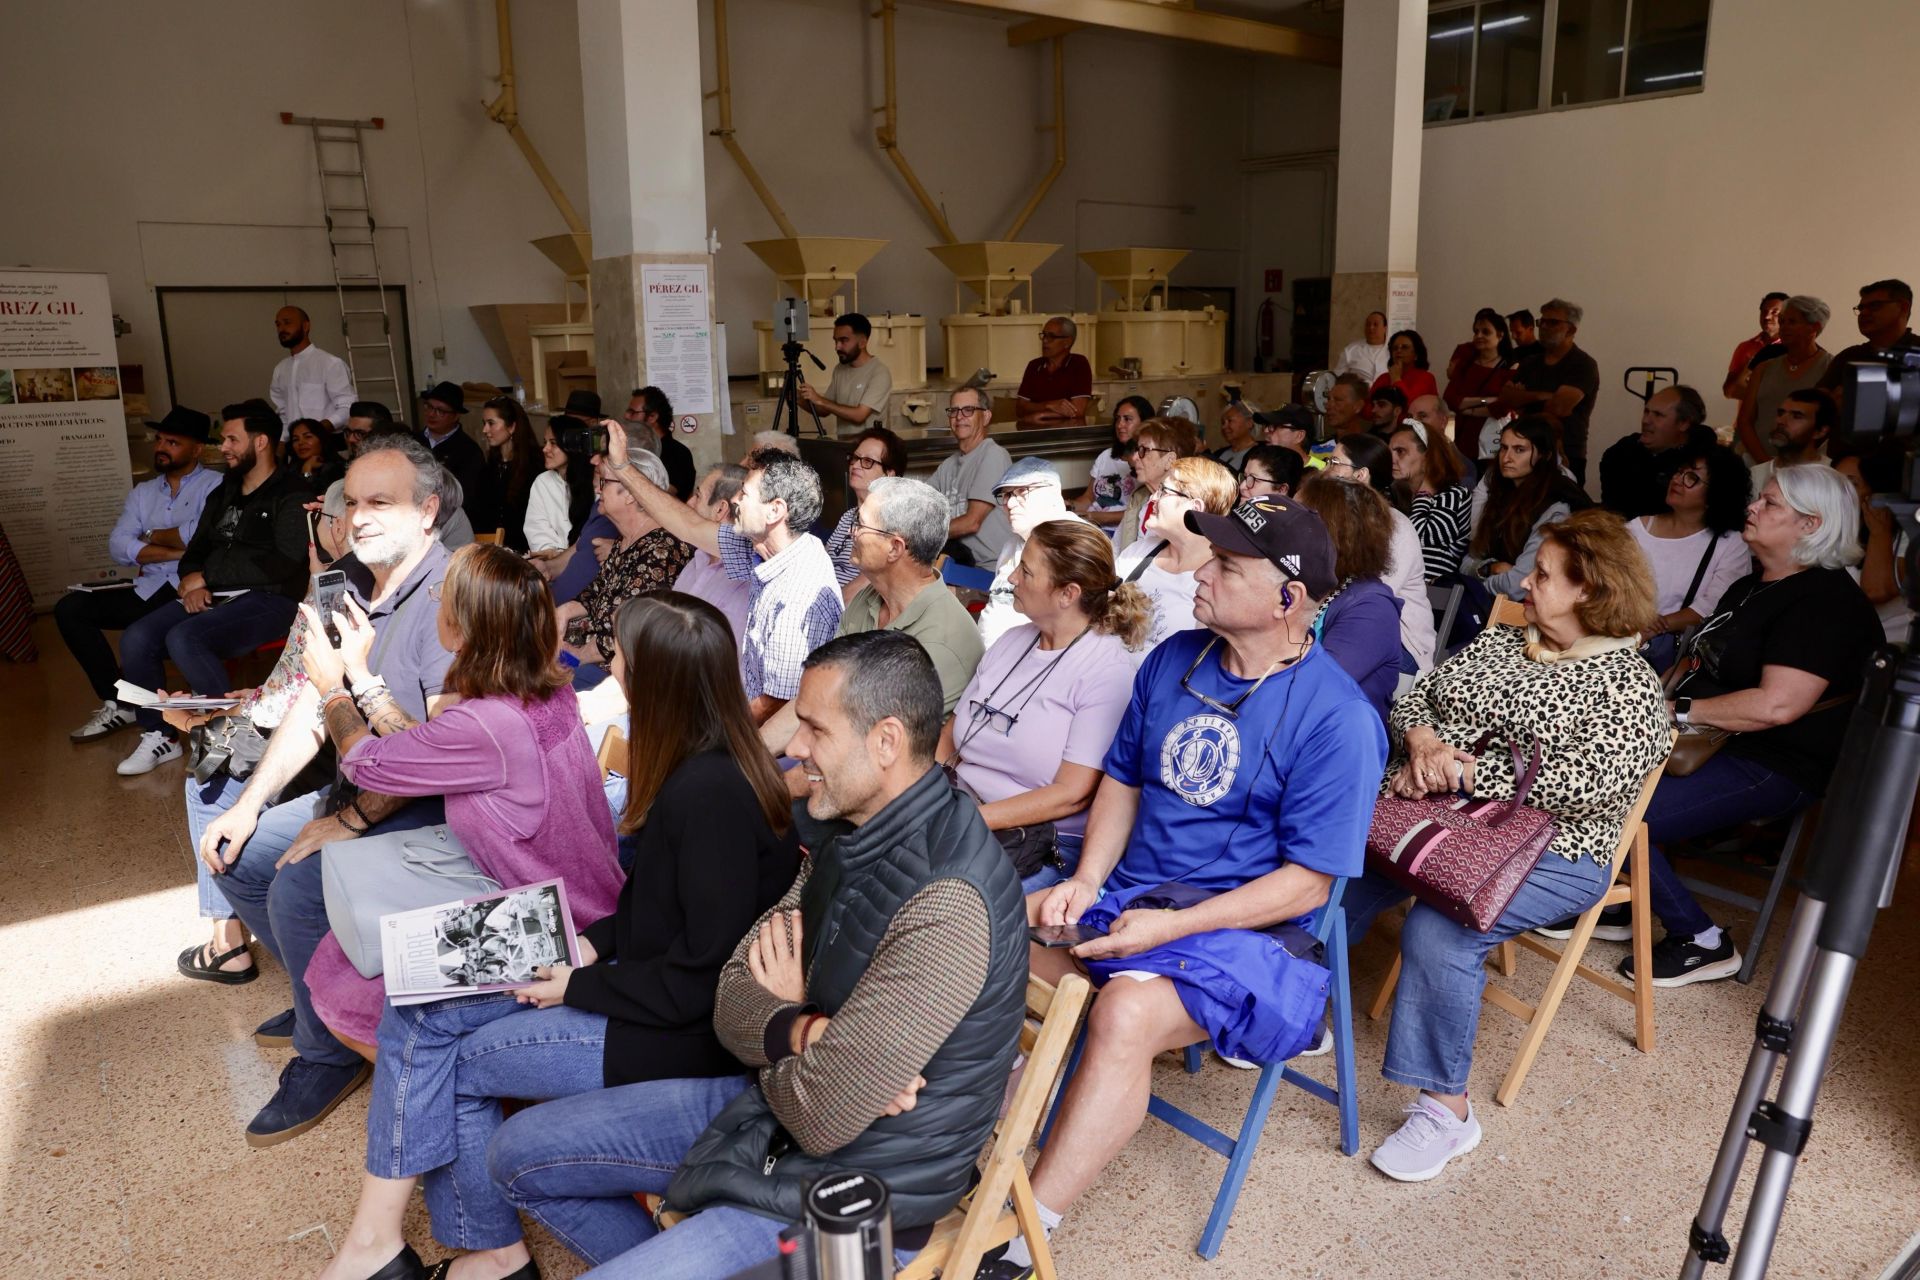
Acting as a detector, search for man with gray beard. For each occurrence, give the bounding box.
[195,435,459,1147]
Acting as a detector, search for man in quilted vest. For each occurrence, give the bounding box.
[488,630,1028,1276]
[983,496,1386,1279]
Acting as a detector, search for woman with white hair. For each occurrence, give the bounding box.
[1733,294,1832,464]
[555,447,693,686]
[1589,465,1882,987]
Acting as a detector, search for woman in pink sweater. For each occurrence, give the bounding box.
[297,543,624,1052]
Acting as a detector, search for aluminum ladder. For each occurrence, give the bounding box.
[282,112,402,411]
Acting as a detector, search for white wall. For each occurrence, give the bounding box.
[0,0,590,415]
[1416,0,1920,458]
[0,0,1340,407]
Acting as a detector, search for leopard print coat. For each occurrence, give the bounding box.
[1384,625,1671,865]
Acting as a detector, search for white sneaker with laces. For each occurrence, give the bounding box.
[1370,1095,1482,1182]
[71,702,136,742]
[116,730,181,776]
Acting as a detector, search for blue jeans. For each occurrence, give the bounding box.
[206,772,444,1067]
[183,773,238,921]
[488,1075,765,1277]
[571,661,610,691]
[1345,851,1610,1094]
[119,591,299,731]
[369,996,610,1250]
[1641,752,1813,939]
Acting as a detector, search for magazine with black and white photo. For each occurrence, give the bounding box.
[380,879,579,1006]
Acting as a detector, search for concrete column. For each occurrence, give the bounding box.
[578,0,722,467]
[1329,0,1426,367]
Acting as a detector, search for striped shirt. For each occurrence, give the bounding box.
[1409,484,1473,581]
[719,524,844,701]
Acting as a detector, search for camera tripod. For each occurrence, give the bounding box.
[772,339,830,438]
[1679,645,1919,1278]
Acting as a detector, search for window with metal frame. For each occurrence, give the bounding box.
[1424,0,1708,124]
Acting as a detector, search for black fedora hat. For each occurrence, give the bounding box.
[562,389,603,419]
[145,404,215,443]
[421,381,468,414]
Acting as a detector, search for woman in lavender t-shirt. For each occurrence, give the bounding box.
[938,520,1152,891]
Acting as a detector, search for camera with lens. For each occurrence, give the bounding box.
[1842,347,1920,440]
[550,414,609,457]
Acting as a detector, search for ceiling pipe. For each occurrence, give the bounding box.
[483,0,588,236]
[874,0,958,245]
[709,0,799,238]
[1001,35,1066,240]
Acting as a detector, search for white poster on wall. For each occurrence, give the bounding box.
[0,270,132,609]
[1387,273,1419,335]
[640,263,715,416]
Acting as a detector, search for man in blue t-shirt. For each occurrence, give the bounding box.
[980,497,1386,1279]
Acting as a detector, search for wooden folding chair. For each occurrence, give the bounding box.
[1367,756,1668,1106]
[895,973,1092,1280]
[596,724,627,782]
[472,527,506,546]
[1487,594,1529,630]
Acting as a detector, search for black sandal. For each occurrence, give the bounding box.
[176,941,257,985]
[423,1258,538,1279]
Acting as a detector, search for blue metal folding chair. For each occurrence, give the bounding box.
[1039,878,1360,1260]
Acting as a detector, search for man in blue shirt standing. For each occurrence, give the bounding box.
[57,405,224,743]
[980,495,1386,1280]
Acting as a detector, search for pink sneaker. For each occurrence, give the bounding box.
[1369,1095,1481,1182]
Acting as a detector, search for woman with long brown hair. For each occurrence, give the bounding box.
[474,395,542,550]
[309,586,798,1280]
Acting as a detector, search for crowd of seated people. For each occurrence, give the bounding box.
[40,272,1917,1279]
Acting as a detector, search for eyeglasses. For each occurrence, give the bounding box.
[966,698,1019,736]
[848,454,886,472]
[1672,469,1704,490]
[1179,636,1285,721]
[1135,444,1174,458]
[1154,483,1192,502]
[1854,300,1897,313]
[852,517,893,539]
[1239,472,1278,489]
[945,405,986,419]
[1323,457,1355,473]
[1038,331,1067,342]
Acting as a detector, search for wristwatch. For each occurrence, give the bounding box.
[1674,697,1693,727]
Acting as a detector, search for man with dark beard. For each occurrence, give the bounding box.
[114,400,309,776]
[268,305,355,437]
[797,312,893,432]
[58,404,225,745]
[196,434,457,1146]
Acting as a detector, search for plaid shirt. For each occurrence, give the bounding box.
[719,524,844,701]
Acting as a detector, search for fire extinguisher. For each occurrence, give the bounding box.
[1256,297,1276,371]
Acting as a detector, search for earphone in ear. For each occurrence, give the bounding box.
[1280,585,1294,610]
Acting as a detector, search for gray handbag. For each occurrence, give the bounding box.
[321,824,499,978]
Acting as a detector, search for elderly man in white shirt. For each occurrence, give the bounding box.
[1334,310,1390,382]
[268,306,355,437]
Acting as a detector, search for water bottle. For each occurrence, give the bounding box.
[513,378,527,405]
[806,1172,893,1280]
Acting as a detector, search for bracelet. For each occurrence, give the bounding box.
[794,1012,824,1053]
[320,686,352,706]
[348,796,374,830]
[337,809,367,835]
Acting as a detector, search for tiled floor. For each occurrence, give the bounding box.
[3,616,1916,1279]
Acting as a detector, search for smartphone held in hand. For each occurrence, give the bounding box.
[312,569,349,646]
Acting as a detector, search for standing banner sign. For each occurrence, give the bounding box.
[0,270,132,609]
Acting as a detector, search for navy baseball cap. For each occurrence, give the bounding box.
[1185,495,1338,598]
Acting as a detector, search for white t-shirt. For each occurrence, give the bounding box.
[976,512,1092,649]
[1335,340,1388,383]
[1113,539,1197,668]
[1627,519,1753,618]
[1086,449,1134,515]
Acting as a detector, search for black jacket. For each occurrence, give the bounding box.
[658,432,697,502]
[566,751,801,1086]
[667,766,1028,1229]
[419,427,487,524]
[177,465,309,597]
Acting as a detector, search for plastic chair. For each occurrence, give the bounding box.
[1677,802,1820,985]
[939,556,996,594]
[1039,879,1358,1261]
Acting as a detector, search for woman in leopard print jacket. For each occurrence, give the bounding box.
[1343,509,1670,1184]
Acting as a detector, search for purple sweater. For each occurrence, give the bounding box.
[305,686,624,1044]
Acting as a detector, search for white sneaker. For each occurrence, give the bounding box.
[1369,1095,1482,1182]
[116,730,181,776]
[71,702,136,742]
[1218,1024,1333,1070]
